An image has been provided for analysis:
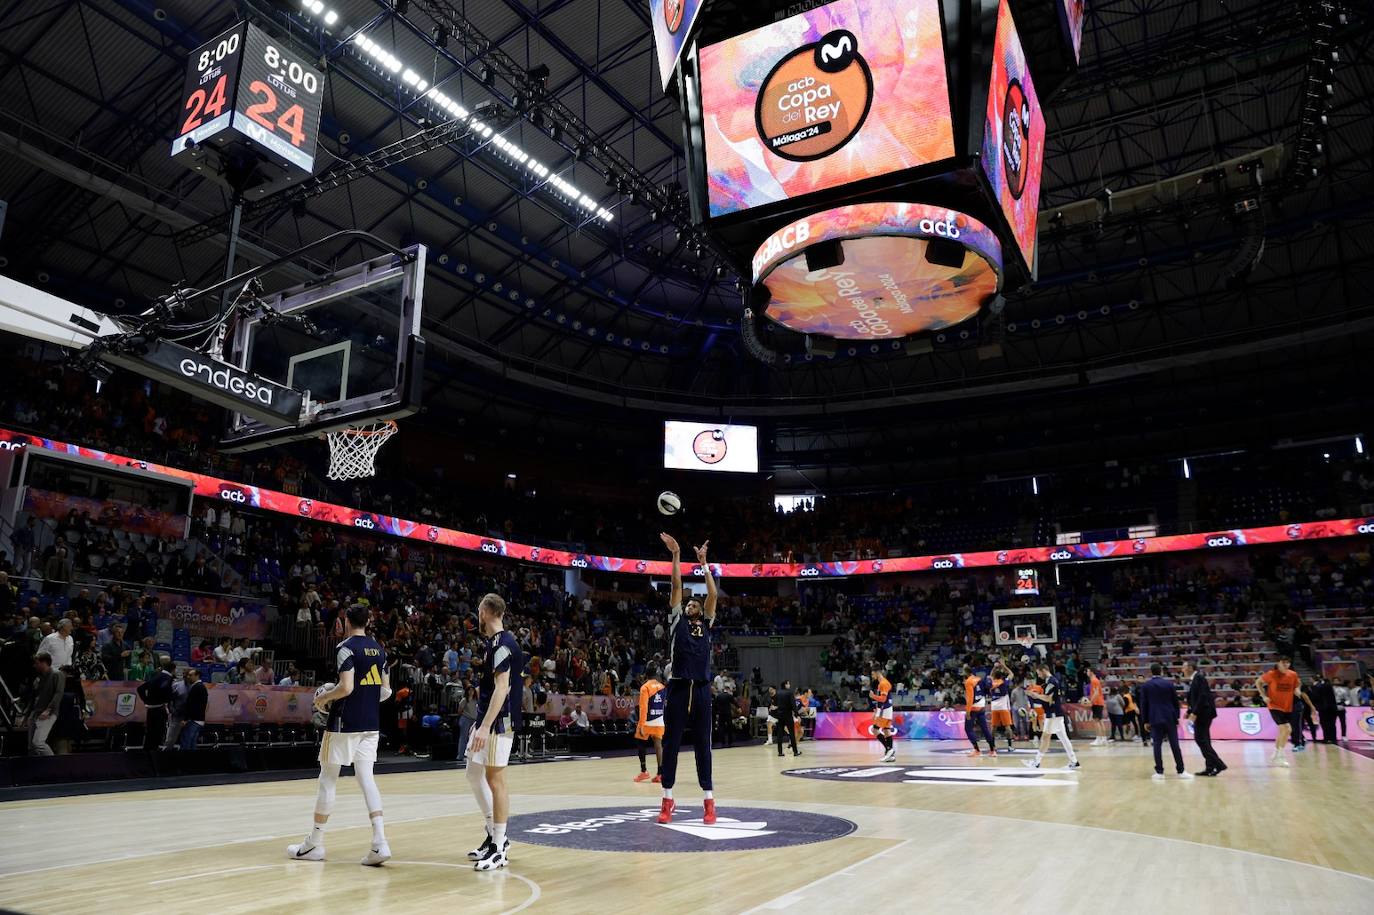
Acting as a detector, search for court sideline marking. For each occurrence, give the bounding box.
[739,839,911,913]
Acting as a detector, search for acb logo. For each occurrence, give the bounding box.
[931,558,955,570]
[570,557,589,568]
[1357,521,1374,535]
[353,515,376,529]
[799,566,821,577]
[219,486,248,504]
[480,539,503,554]
[1049,549,1073,561]
[1206,535,1235,547]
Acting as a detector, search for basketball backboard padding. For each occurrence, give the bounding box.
[220,245,426,453]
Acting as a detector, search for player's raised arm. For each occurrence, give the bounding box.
[695,541,717,620]
[662,532,682,609]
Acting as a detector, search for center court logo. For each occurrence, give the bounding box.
[784,766,1077,787]
[755,29,873,162]
[507,806,855,853]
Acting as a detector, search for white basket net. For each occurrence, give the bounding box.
[325,420,398,481]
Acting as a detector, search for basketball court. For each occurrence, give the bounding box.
[3,741,1371,914]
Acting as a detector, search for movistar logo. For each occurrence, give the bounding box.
[178,358,274,405]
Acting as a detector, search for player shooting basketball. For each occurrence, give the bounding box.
[655,533,718,825]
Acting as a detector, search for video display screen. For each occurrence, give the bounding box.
[752,202,1002,339]
[698,0,954,219]
[1062,0,1087,63]
[981,0,1045,272]
[664,421,759,473]
[650,0,707,91]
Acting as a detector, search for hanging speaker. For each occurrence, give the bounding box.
[804,239,845,272]
[925,238,966,268]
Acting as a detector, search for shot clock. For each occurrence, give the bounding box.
[170,22,324,196]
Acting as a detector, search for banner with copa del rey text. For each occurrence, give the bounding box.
[81,681,315,727]
[815,705,1374,741]
[543,692,634,721]
[146,588,269,640]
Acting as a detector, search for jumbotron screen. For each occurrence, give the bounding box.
[1062,0,1087,63]
[698,0,954,219]
[664,421,759,473]
[981,0,1045,272]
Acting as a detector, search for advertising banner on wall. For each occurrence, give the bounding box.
[543,692,634,721]
[146,588,270,641]
[815,706,1374,741]
[23,488,187,540]
[2,427,1370,579]
[82,681,314,727]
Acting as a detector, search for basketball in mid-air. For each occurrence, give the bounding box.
[657,491,682,515]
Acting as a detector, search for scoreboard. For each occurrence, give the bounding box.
[170,23,324,195]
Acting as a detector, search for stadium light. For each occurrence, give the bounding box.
[297,4,613,223]
[1032,476,1039,495]
[1182,458,1191,480]
[1357,435,1365,455]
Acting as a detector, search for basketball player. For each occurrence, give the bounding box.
[634,663,666,782]
[466,593,524,870]
[288,604,391,865]
[1085,665,1108,746]
[963,665,996,757]
[987,659,1016,753]
[1256,655,1305,767]
[656,534,718,825]
[1023,662,1081,770]
[869,665,896,762]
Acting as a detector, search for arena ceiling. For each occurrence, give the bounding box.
[0,0,1370,481]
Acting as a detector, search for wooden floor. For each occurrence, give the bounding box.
[3,739,1373,914]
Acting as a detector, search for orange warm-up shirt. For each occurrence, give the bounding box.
[1261,668,1300,712]
[1089,674,1105,707]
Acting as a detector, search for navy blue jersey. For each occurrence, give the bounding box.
[1029,674,1065,717]
[668,603,712,682]
[478,629,523,735]
[328,635,386,733]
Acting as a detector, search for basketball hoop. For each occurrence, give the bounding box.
[325,420,397,481]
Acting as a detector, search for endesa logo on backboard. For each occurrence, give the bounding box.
[700,0,953,217]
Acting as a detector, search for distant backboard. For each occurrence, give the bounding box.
[994,606,1058,645]
[219,245,426,452]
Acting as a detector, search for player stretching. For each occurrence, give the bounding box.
[869,666,896,762]
[289,605,392,865]
[987,659,1016,753]
[634,663,666,782]
[656,534,718,825]
[466,593,524,870]
[1023,662,1080,770]
[963,665,997,757]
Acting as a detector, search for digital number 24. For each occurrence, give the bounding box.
[180,75,229,136]
[244,80,307,147]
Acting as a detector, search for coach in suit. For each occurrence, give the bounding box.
[1139,663,1192,779]
[770,680,800,757]
[1183,660,1226,776]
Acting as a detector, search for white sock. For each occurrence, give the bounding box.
[309,825,324,846]
[703,790,713,800]
[371,815,385,844]
[493,823,507,848]
[663,787,673,800]
[485,815,494,834]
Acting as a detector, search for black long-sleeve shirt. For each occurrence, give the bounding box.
[183,681,209,723]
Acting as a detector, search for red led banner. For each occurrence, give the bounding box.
[2,427,1370,578]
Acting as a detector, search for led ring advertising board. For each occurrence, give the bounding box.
[751,202,1003,340]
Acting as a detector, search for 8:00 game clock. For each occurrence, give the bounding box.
[170,22,324,195]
